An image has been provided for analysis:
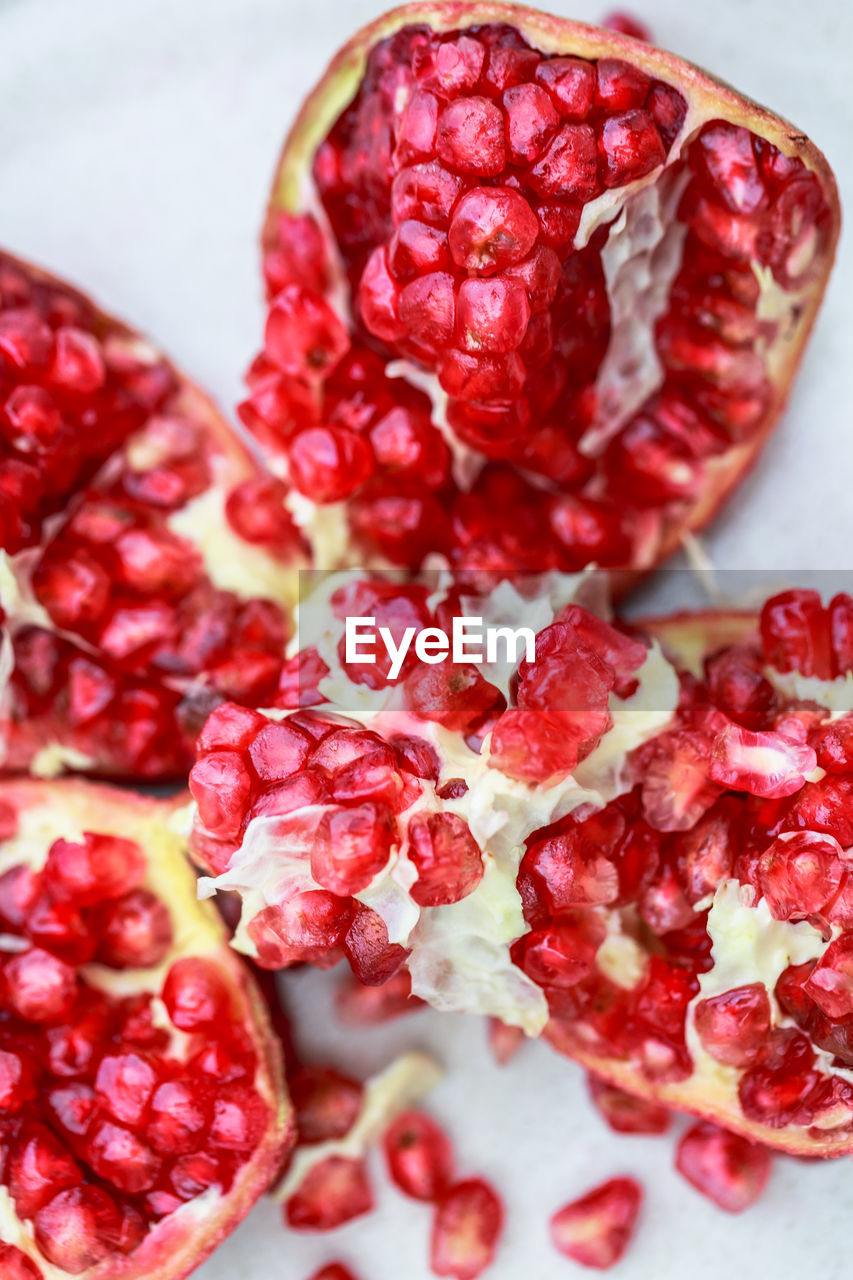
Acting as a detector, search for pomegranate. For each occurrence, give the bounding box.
[0,778,291,1279]
[0,253,306,781]
[242,6,838,582]
[550,1176,643,1269]
[192,573,853,1156]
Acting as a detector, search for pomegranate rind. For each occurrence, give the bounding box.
[0,780,293,1280]
[262,2,840,578]
[0,253,303,781]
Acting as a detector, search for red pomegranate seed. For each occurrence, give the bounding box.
[487,1019,526,1067]
[755,832,844,921]
[456,276,531,354]
[0,1046,37,1111]
[248,891,353,968]
[804,935,853,1019]
[760,590,832,678]
[550,1176,642,1269]
[84,1119,162,1193]
[7,1123,83,1217]
[598,110,665,186]
[44,833,145,906]
[587,1076,671,1135]
[285,1155,375,1231]
[602,11,652,41]
[406,812,484,907]
[289,426,374,502]
[33,1186,124,1272]
[709,722,817,798]
[694,984,772,1067]
[147,1079,213,1155]
[0,1244,44,1280]
[94,888,173,968]
[738,1029,821,1127]
[335,969,424,1025]
[448,187,539,275]
[162,957,230,1031]
[189,752,253,838]
[3,947,77,1022]
[197,702,268,753]
[265,284,349,383]
[94,1050,159,1126]
[310,803,396,896]
[430,1178,504,1280]
[675,1121,772,1212]
[306,1267,361,1280]
[383,1109,454,1202]
[290,1066,364,1144]
[436,97,507,176]
[209,1083,270,1153]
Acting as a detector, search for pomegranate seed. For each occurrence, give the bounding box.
[7,1123,82,1217]
[448,187,539,275]
[147,1079,213,1155]
[456,276,531,354]
[85,1118,161,1193]
[414,35,485,96]
[587,1076,671,1135]
[754,832,844,921]
[398,271,456,350]
[94,1050,159,1126]
[760,590,832,678]
[695,122,768,215]
[290,1066,364,1143]
[430,1178,504,1280]
[738,1029,821,1127]
[550,1177,642,1269]
[512,916,605,990]
[265,284,349,382]
[529,125,601,200]
[0,1047,37,1111]
[392,161,466,226]
[694,984,772,1067]
[289,426,373,502]
[675,1121,772,1212]
[335,969,424,1025]
[285,1155,375,1230]
[602,11,652,41]
[162,957,230,1031]
[598,110,666,187]
[487,1019,526,1067]
[595,59,650,110]
[306,1268,360,1280]
[310,803,396,896]
[503,84,559,163]
[189,751,253,838]
[209,1083,269,1153]
[94,888,173,968]
[406,812,484,907]
[248,890,353,968]
[3,946,77,1022]
[383,1109,454,1201]
[436,98,507,176]
[343,904,408,986]
[33,1186,123,1272]
[804,935,853,1019]
[44,833,145,906]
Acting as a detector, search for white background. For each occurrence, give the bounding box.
[1,0,851,1276]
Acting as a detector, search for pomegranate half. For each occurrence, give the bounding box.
[191,574,853,1155]
[242,4,839,579]
[0,252,306,781]
[0,778,291,1278]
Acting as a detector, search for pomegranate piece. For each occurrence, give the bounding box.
[430,1178,504,1280]
[290,1066,364,1143]
[248,10,837,584]
[0,778,291,1280]
[383,1109,454,1201]
[675,1121,772,1212]
[0,252,300,781]
[550,1176,643,1269]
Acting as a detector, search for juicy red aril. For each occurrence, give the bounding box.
[285,1155,375,1231]
[430,1178,504,1280]
[290,1066,363,1144]
[265,284,350,383]
[587,1076,671,1135]
[310,803,396,896]
[288,426,373,502]
[754,832,844,921]
[675,1121,772,1212]
[738,1029,821,1127]
[44,833,145,906]
[406,812,484,906]
[33,1185,124,1273]
[247,890,353,968]
[803,935,853,1019]
[7,1123,82,1217]
[85,1119,161,1193]
[162,957,230,1031]
[147,1080,213,1155]
[511,914,604,990]
[550,1177,642,1269]
[343,903,408,985]
[760,589,833,678]
[3,948,77,1022]
[189,752,253,838]
[383,1109,454,1201]
[693,984,772,1067]
[94,888,173,968]
[94,1051,159,1126]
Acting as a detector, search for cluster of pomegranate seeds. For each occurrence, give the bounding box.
[0,821,271,1272]
[245,22,833,575]
[0,254,303,779]
[550,1176,643,1269]
[0,1244,44,1280]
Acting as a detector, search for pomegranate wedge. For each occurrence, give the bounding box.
[0,779,291,1279]
[0,253,306,780]
[192,574,853,1155]
[241,4,838,579]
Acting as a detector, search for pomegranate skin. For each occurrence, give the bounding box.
[257,3,840,587]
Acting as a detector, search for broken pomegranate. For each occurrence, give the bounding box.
[193,573,853,1156]
[0,253,305,780]
[0,778,290,1279]
[244,6,837,581]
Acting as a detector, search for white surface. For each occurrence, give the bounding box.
[1,0,851,1276]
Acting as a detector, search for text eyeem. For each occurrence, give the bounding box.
[344,615,537,681]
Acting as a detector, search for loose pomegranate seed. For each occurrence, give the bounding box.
[487,1019,526,1066]
[550,1177,642,1269]
[675,1121,772,1212]
[383,1110,454,1201]
[430,1178,504,1280]
[755,832,844,921]
[406,812,484,907]
[587,1076,671,1135]
[602,11,652,41]
[694,984,772,1067]
[310,803,396,896]
[285,1156,375,1231]
[709,722,817,798]
[290,1066,364,1144]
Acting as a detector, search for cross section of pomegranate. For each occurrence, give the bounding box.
[191,574,853,1155]
[0,253,307,780]
[240,5,838,580]
[0,778,291,1278]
